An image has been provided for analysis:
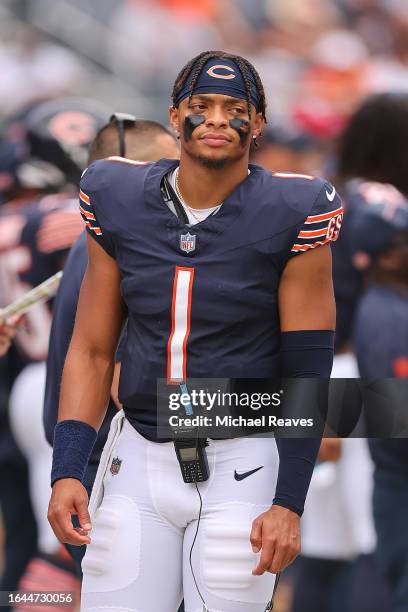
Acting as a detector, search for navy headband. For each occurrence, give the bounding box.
[174,58,261,113]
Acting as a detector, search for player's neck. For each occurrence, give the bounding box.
[177,155,249,209]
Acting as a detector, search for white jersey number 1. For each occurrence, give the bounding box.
[167,266,195,383]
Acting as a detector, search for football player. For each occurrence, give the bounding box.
[48,51,342,612]
[305,92,408,612]
[0,98,107,602]
[0,98,108,366]
[350,179,408,611]
[43,115,179,572]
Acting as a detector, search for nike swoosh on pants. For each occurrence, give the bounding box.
[234,466,264,481]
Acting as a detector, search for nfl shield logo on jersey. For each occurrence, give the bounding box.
[110,457,122,475]
[180,232,196,253]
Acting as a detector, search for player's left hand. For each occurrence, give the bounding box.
[250,505,300,575]
[0,314,22,357]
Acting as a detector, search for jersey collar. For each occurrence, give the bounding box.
[143,158,262,237]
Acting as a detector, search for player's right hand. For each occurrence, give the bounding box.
[48,478,92,546]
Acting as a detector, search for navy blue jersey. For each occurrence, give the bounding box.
[353,284,408,476]
[353,285,408,378]
[0,194,82,463]
[0,193,83,366]
[20,196,83,289]
[43,232,118,464]
[79,158,343,439]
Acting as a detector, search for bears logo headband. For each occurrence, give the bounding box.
[174,58,261,113]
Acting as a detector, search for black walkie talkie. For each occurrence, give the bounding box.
[173,428,210,483]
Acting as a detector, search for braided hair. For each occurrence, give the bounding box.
[172,50,267,121]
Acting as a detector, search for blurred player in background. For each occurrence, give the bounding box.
[332,92,408,355]
[286,94,408,612]
[43,114,179,574]
[251,126,325,178]
[350,97,408,612]
[0,98,107,605]
[350,176,408,612]
[291,434,388,612]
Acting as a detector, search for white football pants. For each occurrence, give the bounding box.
[81,412,279,612]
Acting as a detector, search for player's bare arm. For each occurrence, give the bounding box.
[48,235,126,546]
[278,244,335,332]
[252,245,335,575]
[58,236,126,425]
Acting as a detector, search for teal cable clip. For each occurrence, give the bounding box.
[179,382,194,416]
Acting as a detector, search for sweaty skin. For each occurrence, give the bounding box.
[183,114,206,141]
[229,118,250,146]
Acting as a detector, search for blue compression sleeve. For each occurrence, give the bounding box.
[51,420,97,486]
[273,330,334,516]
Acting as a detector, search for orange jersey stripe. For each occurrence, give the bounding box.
[291,237,331,251]
[305,206,343,224]
[79,190,90,204]
[87,225,102,235]
[79,205,96,220]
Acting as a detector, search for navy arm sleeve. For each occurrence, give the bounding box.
[273,330,334,516]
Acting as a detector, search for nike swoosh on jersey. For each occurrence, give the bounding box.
[326,186,336,202]
[234,466,264,481]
